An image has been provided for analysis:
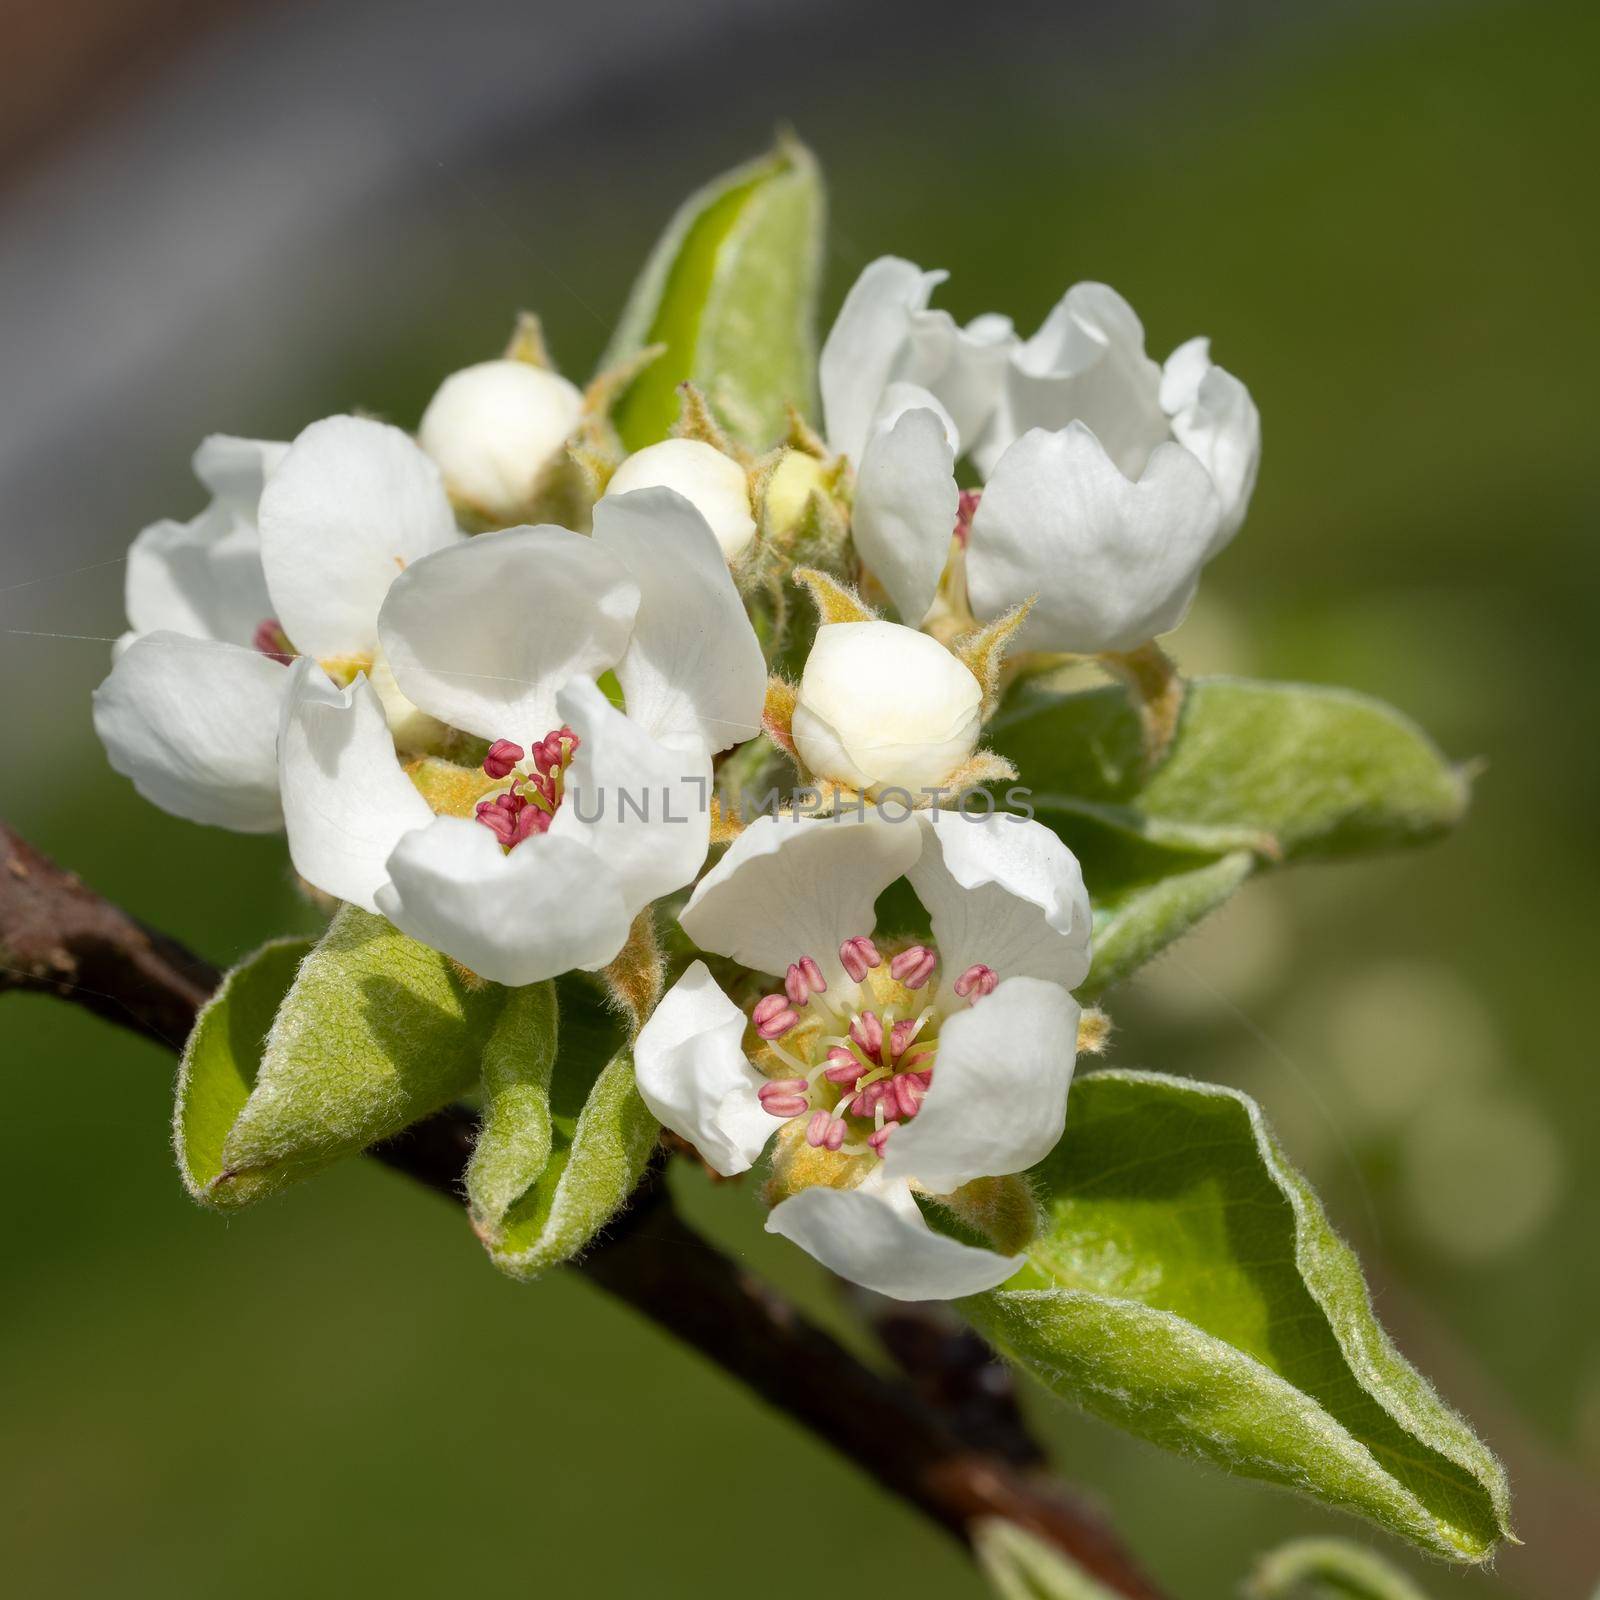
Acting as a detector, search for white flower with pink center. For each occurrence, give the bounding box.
[277,482,766,987]
[635,811,1091,1301]
[93,418,461,831]
[823,257,1259,654]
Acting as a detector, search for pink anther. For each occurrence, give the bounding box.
[251,618,295,665]
[806,1111,845,1151]
[889,945,937,990]
[482,739,524,780]
[752,994,799,1039]
[823,1047,864,1086]
[954,488,982,549]
[758,1079,810,1120]
[953,963,999,1000]
[850,1010,885,1060]
[838,935,882,983]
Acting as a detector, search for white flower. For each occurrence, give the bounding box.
[278,485,766,986]
[635,810,1090,1300]
[417,359,584,524]
[792,621,982,797]
[824,261,1259,654]
[601,438,757,562]
[93,418,460,831]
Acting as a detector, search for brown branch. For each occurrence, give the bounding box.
[0,817,1168,1600]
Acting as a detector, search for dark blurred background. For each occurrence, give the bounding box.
[2,1,1596,1594]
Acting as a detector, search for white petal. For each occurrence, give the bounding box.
[277,658,434,912]
[124,507,272,647]
[92,633,286,831]
[766,1175,1022,1300]
[602,439,757,563]
[634,962,773,1176]
[909,813,1092,991]
[883,975,1080,1194]
[191,435,288,516]
[377,523,637,742]
[375,816,631,985]
[548,677,712,912]
[979,282,1168,479]
[967,423,1222,654]
[852,403,959,627]
[1161,337,1260,555]
[792,621,981,796]
[680,812,921,985]
[591,487,766,753]
[417,360,583,522]
[258,415,461,661]
[820,257,944,461]
[900,307,1016,451]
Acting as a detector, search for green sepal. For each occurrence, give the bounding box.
[1244,1538,1435,1600]
[603,135,825,451]
[960,1071,1511,1563]
[478,974,659,1279]
[973,1521,1125,1600]
[174,907,504,1208]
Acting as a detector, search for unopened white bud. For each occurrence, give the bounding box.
[418,360,583,521]
[603,438,757,562]
[792,621,982,796]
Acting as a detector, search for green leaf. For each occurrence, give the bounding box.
[481,973,659,1279]
[603,135,825,451]
[175,907,504,1209]
[1244,1538,1435,1600]
[960,1071,1511,1562]
[996,677,1468,862]
[466,981,558,1235]
[973,1521,1126,1600]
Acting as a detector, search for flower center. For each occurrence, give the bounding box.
[472,726,579,850]
[750,934,995,1160]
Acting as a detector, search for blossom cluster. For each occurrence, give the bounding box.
[93,256,1256,1299]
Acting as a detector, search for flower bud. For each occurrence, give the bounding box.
[418,359,583,522]
[760,447,828,543]
[792,621,982,796]
[602,438,756,561]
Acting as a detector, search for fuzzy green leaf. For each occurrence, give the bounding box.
[961,1072,1511,1563]
[604,135,825,451]
[466,981,558,1235]
[1244,1538,1434,1600]
[973,1521,1125,1600]
[996,677,1468,862]
[175,907,504,1209]
[482,974,659,1279]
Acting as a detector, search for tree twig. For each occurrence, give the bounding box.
[0,817,1169,1600]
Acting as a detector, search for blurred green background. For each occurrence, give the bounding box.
[2,1,1595,1595]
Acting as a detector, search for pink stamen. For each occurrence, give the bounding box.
[888,1018,919,1060]
[784,956,828,1005]
[889,1074,925,1119]
[890,946,938,990]
[823,1047,864,1086]
[899,1049,933,1072]
[954,489,982,549]
[867,1123,898,1158]
[850,1010,885,1060]
[806,1111,846,1151]
[838,935,882,983]
[251,618,295,665]
[953,963,999,1000]
[530,725,579,776]
[483,739,524,780]
[758,1079,810,1119]
[753,994,799,1039]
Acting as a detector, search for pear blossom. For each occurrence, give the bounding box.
[277,486,766,986]
[602,438,757,562]
[792,620,982,797]
[822,259,1259,655]
[417,359,584,524]
[635,811,1090,1300]
[93,417,461,831]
